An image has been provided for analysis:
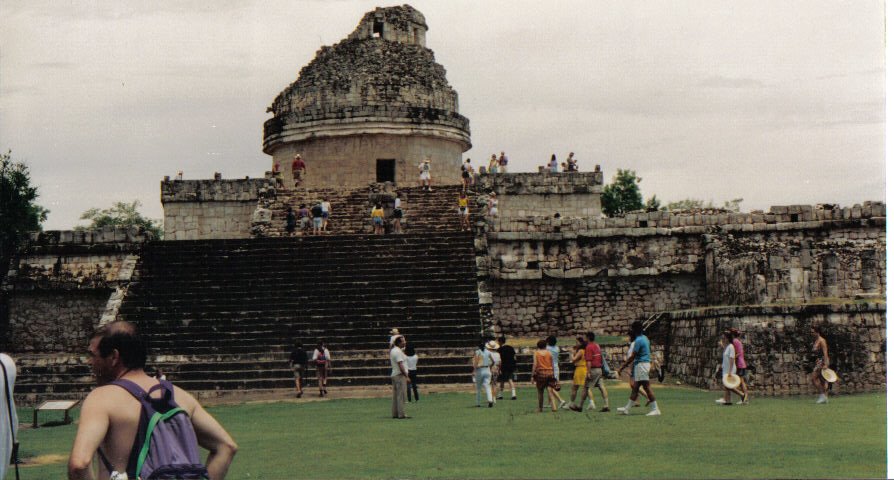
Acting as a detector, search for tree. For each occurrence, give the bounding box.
[0,150,49,284]
[601,169,644,217]
[77,200,162,238]
[644,195,661,212]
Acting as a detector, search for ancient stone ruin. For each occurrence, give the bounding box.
[1,5,885,403]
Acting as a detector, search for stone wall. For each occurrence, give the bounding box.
[161,178,273,240]
[2,228,147,353]
[477,172,603,218]
[663,303,886,395]
[269,134,465,188]
[8,290,111,353]
[481,202,885,337]
[493,275,706,336]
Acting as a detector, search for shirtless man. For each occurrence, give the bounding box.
[68,321,237,480]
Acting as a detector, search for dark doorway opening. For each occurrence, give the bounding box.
[373,21,384,38]
[376,159,396,183]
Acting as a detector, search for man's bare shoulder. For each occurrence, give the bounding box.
[83,383,134,406]
[171,384,200,414]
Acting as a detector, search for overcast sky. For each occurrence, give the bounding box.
[0,1,885,229]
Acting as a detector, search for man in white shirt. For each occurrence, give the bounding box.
[0,353,17,480]
[390,336,411,419]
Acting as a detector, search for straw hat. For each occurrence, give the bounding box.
[485,340,499,351]
[722,373,741,390]
[821,368,838,383]
[389,328,400,335]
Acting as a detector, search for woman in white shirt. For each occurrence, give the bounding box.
[312,340,332,397]
[717,331,746,405]
[405,344,419,402]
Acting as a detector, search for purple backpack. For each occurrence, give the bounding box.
[98,379,209,479]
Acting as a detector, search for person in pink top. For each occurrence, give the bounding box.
[729,328,749,404]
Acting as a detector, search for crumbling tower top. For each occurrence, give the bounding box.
[347,4,428,47]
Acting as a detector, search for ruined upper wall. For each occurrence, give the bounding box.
[478,172,603,218]
[263,6,470,154]
[161,178,275,240]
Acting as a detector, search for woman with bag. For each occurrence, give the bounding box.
[312,340,332,397]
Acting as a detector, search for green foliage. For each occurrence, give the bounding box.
[664,197,743,212]
[77,200,162,238]
[17,388,885,478]
[601,169,644,217]
[0,150,49,283]
[644,194,661,212]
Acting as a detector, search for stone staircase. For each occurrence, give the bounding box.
[264,185,486,236]
[13,232,494,402]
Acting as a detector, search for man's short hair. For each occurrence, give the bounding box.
[586,332,595,341]
[92,321,147,369]
[498,336,506,344]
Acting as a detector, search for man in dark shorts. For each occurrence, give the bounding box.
[289,342,307,398]
[496,336,517,400]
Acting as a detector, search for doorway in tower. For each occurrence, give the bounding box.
[376,159,396,183]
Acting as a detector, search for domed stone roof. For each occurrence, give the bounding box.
[263,5,470,154]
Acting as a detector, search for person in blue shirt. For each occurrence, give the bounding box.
[616,321,660,416]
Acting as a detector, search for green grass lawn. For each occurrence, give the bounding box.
[13,383,886,479]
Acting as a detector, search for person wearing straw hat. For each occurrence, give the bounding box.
[472,340,496,407]
[486,340,501,403]
[388,328,402,348]
[809,325,832,404]
[716,331,745,405]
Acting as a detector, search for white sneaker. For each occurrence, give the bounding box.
[559,401,568,409]
[817,395,828,404]
[616,407,630,415]
[735,400,745,405]
[586,403,597,411]
[715,398,726,404]
[646,409,661,416]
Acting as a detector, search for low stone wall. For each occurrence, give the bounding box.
[161,178,274,240]
[664,303,886,395]
[477,172,603,218]
[2,227,146,353]
[493,275,706,336]
[7,290,111,353]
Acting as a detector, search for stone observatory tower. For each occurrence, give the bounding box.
[263,5,471,188]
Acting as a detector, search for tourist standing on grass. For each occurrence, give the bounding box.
[312,340,331,397]
[581,332,609,412]
[486,340,501,402]
[1,353,17,480]
[459,193,471,231]
[567,337,588,410]
[390,336,411,419]
[392,193,403,234]
[532,340,560,412]
[496,336,517,400]
[285,206,297,236]
[371,203,385,235]
[810,325,831,404]
[320,198,332,232]
[405,344,419,402]
[472,341,496,407]
[716,332,746,406]
[616,321,660,416]
[68,321,237,480]
[730,328,749,404]
[546,336,568,409]
[289,342,307,398]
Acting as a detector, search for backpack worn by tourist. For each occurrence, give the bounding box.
[98,379,209,479]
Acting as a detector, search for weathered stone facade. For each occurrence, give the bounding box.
[2,228,148,352]
[263,5,471,188]
[477,172,603,218]
[664,303,886,395]
[162,178,274,240]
